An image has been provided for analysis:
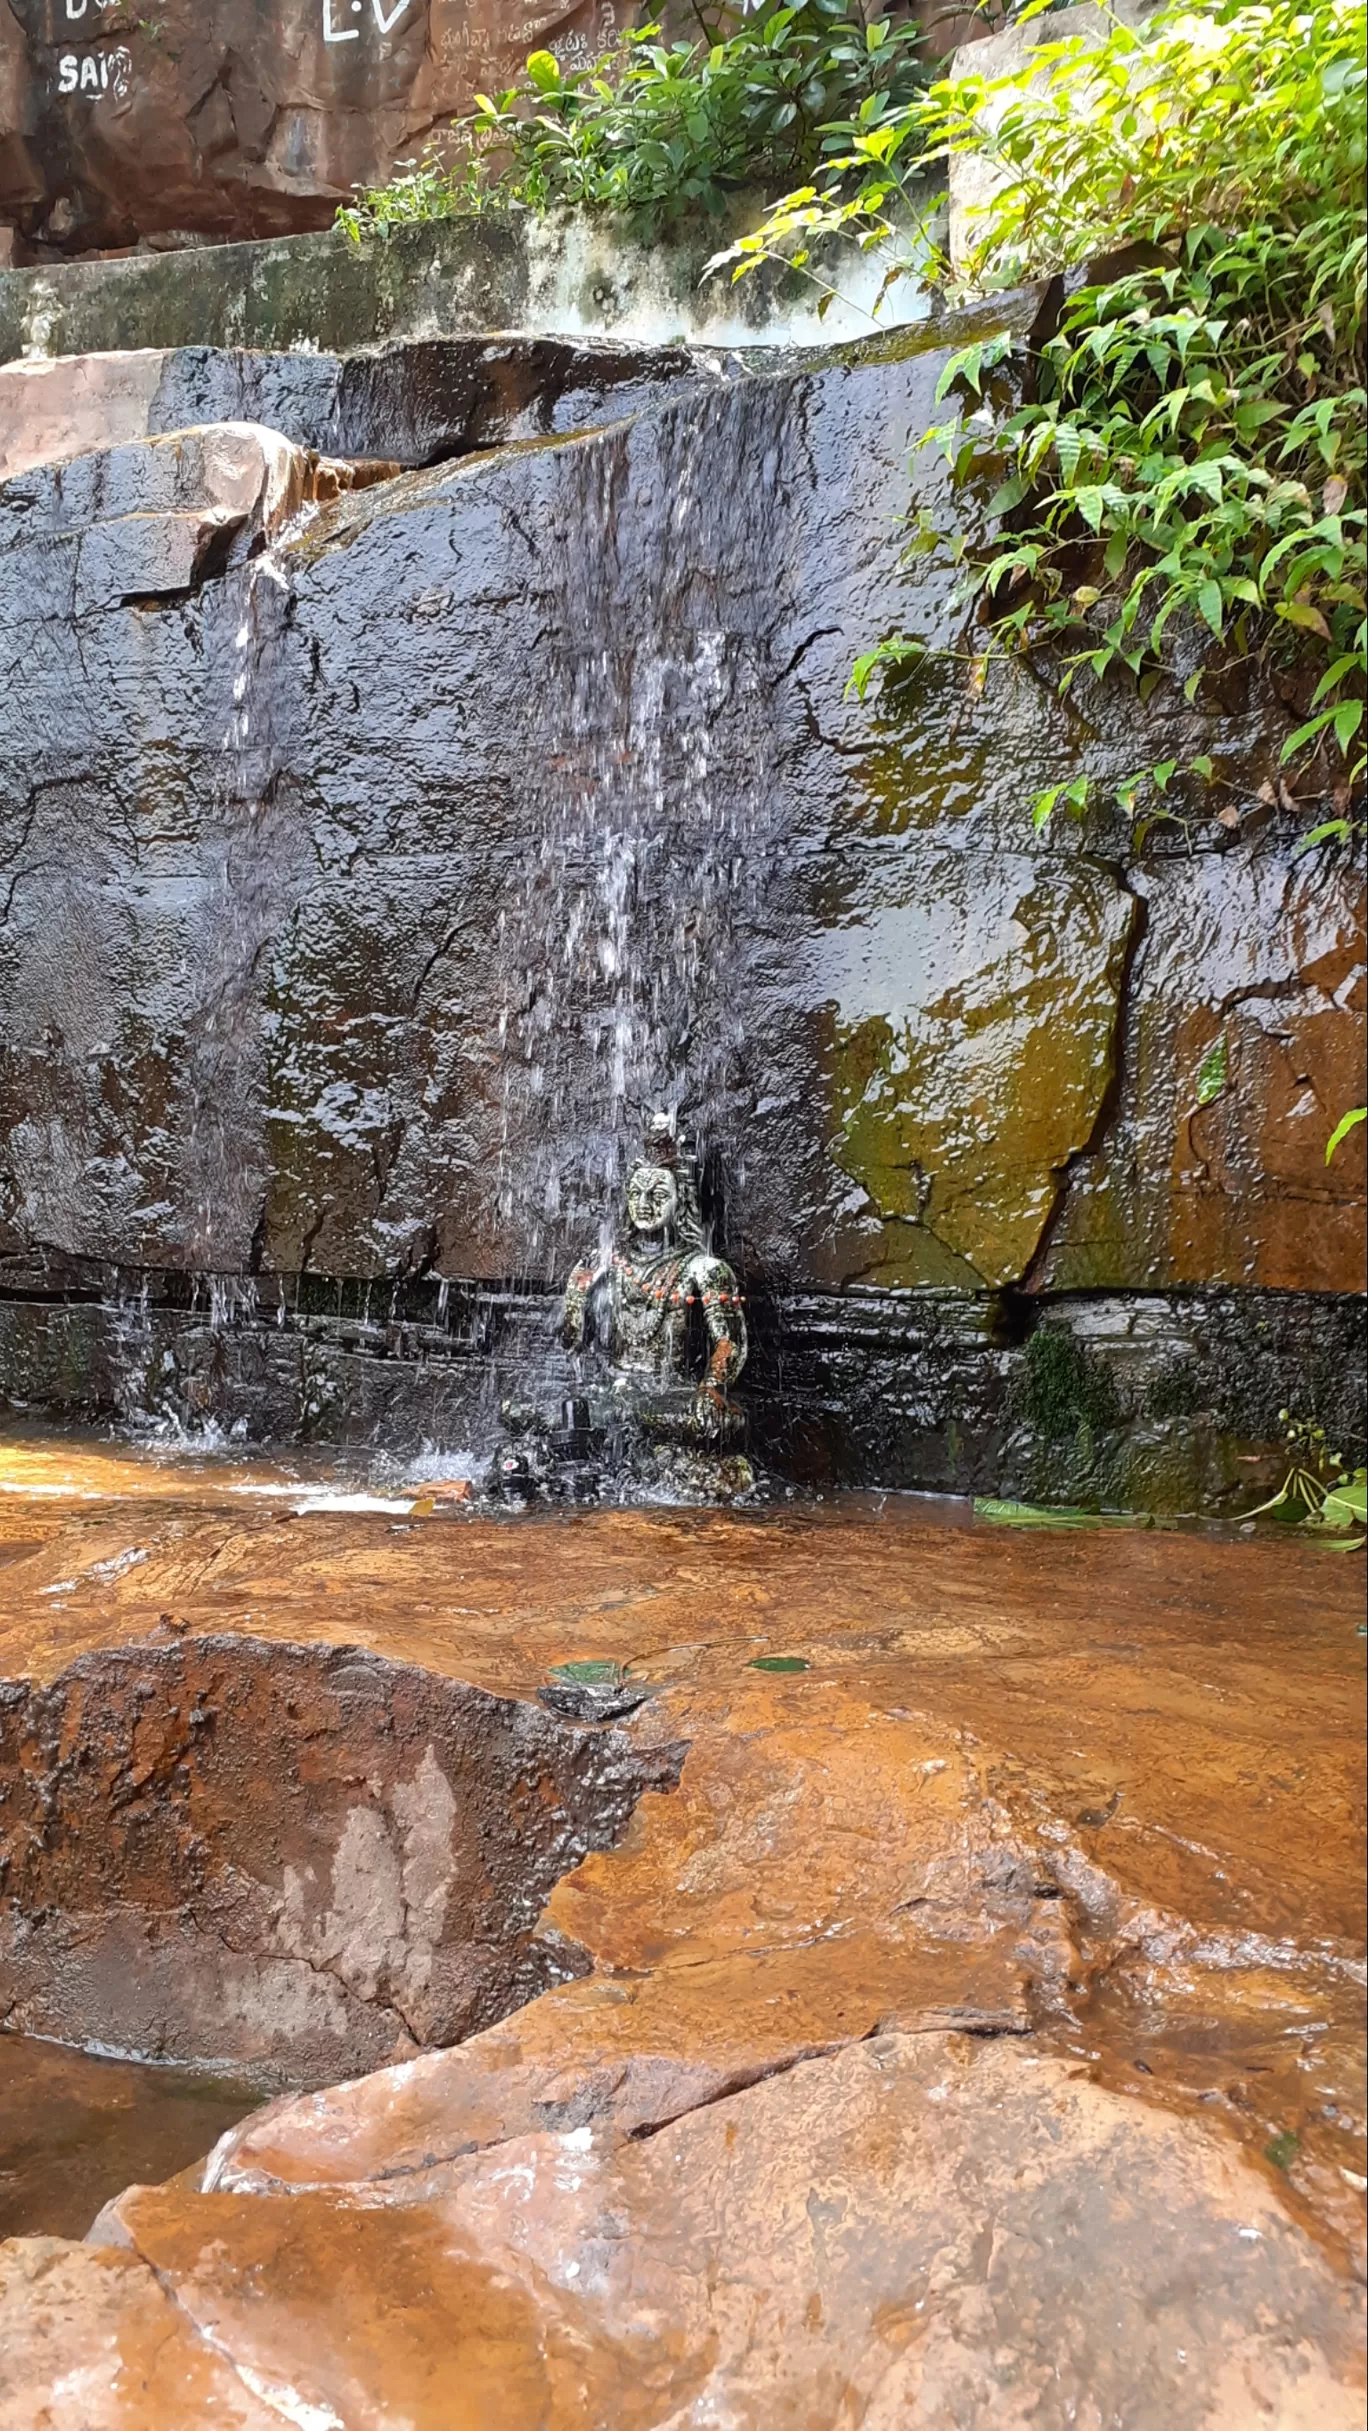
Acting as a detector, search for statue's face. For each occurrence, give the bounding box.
[625,1162,677,1237]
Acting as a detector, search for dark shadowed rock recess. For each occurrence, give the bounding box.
[0,305,1363,1507]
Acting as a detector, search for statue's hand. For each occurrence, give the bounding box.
[561,1264,595,1351]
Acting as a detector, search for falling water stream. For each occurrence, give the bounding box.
[493,404,770,1288]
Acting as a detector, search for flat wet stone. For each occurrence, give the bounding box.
[0,1443,1362,2418]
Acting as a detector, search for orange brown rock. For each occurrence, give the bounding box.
[0,1438,1364,2422]
[0,0,635,256]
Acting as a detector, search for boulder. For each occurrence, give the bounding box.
[0,421,327,608]
[0,1483,1363,2419]
[0,0,634,256]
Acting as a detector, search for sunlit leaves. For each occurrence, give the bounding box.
[338,1,927,244]
[718,0,1367,811]
[1196,1035,1228,1104]
[1325,1104,1367,1161]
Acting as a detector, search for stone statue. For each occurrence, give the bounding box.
[561,1115,747,1443]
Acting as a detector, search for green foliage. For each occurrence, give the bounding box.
[1246,1412,1367,1544]
[1195,1034,1228,1105]
[1325,1104,1366,1161]
[336,152,492,239]
[974,1498,1151,1528]
[720,0,1368,804]
[338,3,926,244]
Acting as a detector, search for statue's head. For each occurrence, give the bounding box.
[625,1160,678,1239]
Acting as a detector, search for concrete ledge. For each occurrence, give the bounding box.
[0,203,938,368]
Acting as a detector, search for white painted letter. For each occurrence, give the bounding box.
[58,51,79,88]
[322,0,360,40]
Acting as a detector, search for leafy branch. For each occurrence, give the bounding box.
[1245,1414,1367,1545]
[337,3,928,246]
[716,0,1368,806]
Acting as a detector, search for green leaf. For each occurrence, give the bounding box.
[1292,818,1352,857]
[1281,707,1339,762]
[1195,581,1224,637]
[987,475,1030,517]
[1318,1469,1368,1532]
[934,332,1011,404]
[1196,1036,1228,1105]
[1325,1107,1366,1163]
[974,1500,1150,1532]
[525,48,562,90]
[1103,527,1129,578]
[1310,654,1363,706]
[1277,599,1333,638]
[750,1655,810,1672]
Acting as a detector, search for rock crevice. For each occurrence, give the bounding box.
[0,1634,685,2085]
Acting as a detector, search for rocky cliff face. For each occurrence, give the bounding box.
[0,314,1362,1497]
[0,0,631,255]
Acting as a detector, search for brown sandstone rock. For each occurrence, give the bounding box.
[0,2237,281,2428]
[0,0,634,257]
[0,347,168,480]
[0,1465,1363,2419]
[27,2041,1368,2428]
[0,1634,680,2082]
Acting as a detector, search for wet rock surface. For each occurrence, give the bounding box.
[0,419,349,607]
[0,1448,1363,2421]
[0,335,709,483]
[0,1632,681,2083]
[0,317,1361,1496]
[0,2035,262,2241]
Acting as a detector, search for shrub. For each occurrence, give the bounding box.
[338,2,929,245]
[721,0,1368,814]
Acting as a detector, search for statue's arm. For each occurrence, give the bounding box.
[561,1261,599,1351]
[697,1262,747,1397]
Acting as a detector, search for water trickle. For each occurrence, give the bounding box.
[175,549,300,1277]
[492,403,771,1291]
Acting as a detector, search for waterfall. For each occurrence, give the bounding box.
[491,389,773,1291]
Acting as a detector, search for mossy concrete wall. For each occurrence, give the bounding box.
[0,209,933,369]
